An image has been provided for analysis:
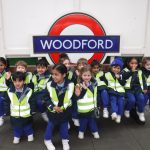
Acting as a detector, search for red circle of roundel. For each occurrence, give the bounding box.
[48,13,106,64]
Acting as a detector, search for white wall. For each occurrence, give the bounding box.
[0,0,150,64]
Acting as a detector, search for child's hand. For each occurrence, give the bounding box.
[54,106,63,113]
[115,74,120,79]
[131,65,137,72]
[75,84,81,96]
[81,82,87,89]
[75,70,80,76]
[143,90,147,94]
[5,71,11,80]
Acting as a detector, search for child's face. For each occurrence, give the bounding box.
[0,62,6,73]
[63,59,70,70]
[92,65,100,74]
[13,79,24,90]
[144,61,150,71]
[81,71,92,83]
[36,65,47,75]
[16,65,26,73]
[111,66,121,74]
[52,69,66,84]
[129,58,138,70]
[77,62,87,71]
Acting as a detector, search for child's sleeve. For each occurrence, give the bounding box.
[100,72,108,85]
[117,75,126,86]
[121,69,133,80]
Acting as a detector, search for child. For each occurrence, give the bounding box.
[75,58,88,79]
[59,53,78,127]
[15,61,33,88]
[75,65,100,139]
[142,57,150,105]
[44,64,74,150]
[0,57,10,126]
[59,53,75,82]
[4,72,34,144]
[91,59,109,118]
[103,58,125,123]
[32,58,51,122]
[122,57,147,122]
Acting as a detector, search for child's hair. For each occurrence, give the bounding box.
[12,71,26,81]
[91,59,100,68]
[77,58,88,66]
[52,64,67,75]
[142,57,150,67]
[15,61,27,69]
[59,53,70,64]
[78,65,92,83]
[36,58,48,67]
[125,57,140,69]
[0,57,7,66]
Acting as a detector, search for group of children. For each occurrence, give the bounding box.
[0,54,150,150]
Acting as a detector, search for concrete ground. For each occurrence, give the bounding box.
[1,107,150,150]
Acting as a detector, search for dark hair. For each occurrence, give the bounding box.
[36,58,48,67]
[0,57,7,66]
[52,64,67,75]
[59,53,70,64]
[12,71,26,81]
[91,59,100,68]
[124,57,140,69]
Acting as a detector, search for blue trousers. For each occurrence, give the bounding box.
[44,121,68,140]
[72,98,78,119]
[125,92,145,113]
[79,117,98,133]
[0,93,4,117]
[98,89,109,108]
[144,92,150,106]
[110,94,124,115]
[13,123,33,138]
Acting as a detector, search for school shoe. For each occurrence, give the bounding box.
[41,112,49,122]
[28,134,34,142]
[0,117,4,126]
[72,118,80,126]
[44,140,55,150]
[111,113,117,120]
[137,112,146,122]
[115,115,121,123]
[124,110,130,118]
[78,131,84,139]
[103,108,109,118]
[62,139,70,150]
[13,137,20,144]
[92,132,100,139]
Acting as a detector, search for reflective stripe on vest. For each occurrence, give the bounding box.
[47,81,74,112]
[105,72,125,93]
[124,70,144,90]
[68,71,73,80]
[77,87,97,113]
[32,75,50,91]
[0,72,8,91]
[25,72,32,84]
[7,88,32,118]
[146,75,150,86]
[95,71,106,86]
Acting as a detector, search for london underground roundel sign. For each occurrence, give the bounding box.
[48,13,106,64]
